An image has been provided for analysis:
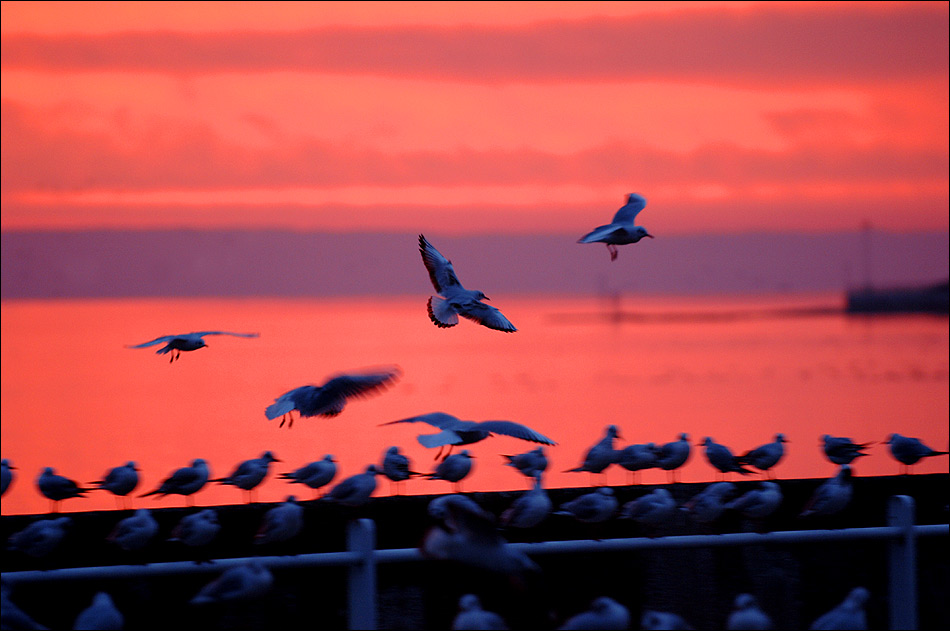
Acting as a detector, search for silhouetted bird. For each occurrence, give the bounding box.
[577,193,654,261]
[279,455,337,498]
[140,458,210,506]
[738,433,787,479]
[211,451,280,502]
[37,467,89,512]
[127,330,259,362]
[886,433,948,474]
[265,367,401,428]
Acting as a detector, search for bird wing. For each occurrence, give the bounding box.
[321,368,402,402]
[456,301,517,332]
[611,193,647,224]
[191,331,260,339]
[126,335,177,348]
[419,234,462,293]
[165,466,202,488]
[265,385,313,420]
[577,223,626,244]
[382,411,462,430]
[475,421,557,445]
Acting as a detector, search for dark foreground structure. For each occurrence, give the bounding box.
[2,474,948,629]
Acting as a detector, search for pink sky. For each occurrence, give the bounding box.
[1,1,947,234]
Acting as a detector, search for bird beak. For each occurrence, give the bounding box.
[644,233,655,239]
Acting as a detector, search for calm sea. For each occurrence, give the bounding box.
[2,293,947,515]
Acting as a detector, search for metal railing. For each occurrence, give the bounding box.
[4,495,947,630]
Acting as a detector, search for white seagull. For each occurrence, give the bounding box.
[886,433,948,474]
[656,433,691,483]
[559,597,631,630]
[325,465,381,507]
[564,425,621,484]
[578,193,654,261]
[418,234,517,332]
[737,433,787,479]
[500,474,552,529]
[127,330,259,362]
[73,592,124,631]
[107,508,159,552]
[190,561,274,606]
[452,594,509,631]
[8,517,71,558]
[727,594,773,630]
[426,450,474,492]
[37,467,89,512]
[255,496,304,545]
[800,465,853,518]
[89,461,140,509]
[682,481,736,524]
[211,451,280,502]
[139,458,210,506]
[169,509,221,549]
[279,456,337,498]
[809,587,869,631]
[265,367,401,428]
[555,487,618,524]
[725,481,783,520]
[620,488,677,528]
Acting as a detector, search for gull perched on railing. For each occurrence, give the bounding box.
[886,433,948,474]
[126,331,259,362]
[37,467,89,512]
[88,461,140,509]
[139,458,210,506]
[211,451,280,503]
[265,367,401,428]
[279,455,337,498]
[577,193,654,261]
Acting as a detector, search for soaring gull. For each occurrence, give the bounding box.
[265,367,401,428]
[127,331,259,362]
[577,193,654,261]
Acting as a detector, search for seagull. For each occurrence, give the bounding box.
[620,488,677,528]
[682,482,736,524]
[800,465,853,518]
[169,509,220,549]
[821,435,873,466]
[211,451,280,502]
[381,446,421,495]
[1,459,15,496]
[502,446,548,484]
[500,474,553,529]
[555,487,618,524]
[265,367,401,428]
[427,450,474,492]
[255,496,304,545]
[564,425,621,485]
[325,465,380,507]
[382,411,556,460]
[107,508,159,552]
[727,594,773,630]
[73,592,124,631]
[452,594,509,631]
[616,442,658,484]
[139,458,210,506]
[886,433,948,474]
[656,433,691,483]
[428,494,494,526]
[559,597,631,630]
[7,517,71,558]
[725,481,783,520]
[418,234,517,332]
[279,456,337,498]
[578,193,654,261]
[737,434,787,479]
[809,587,869,631]
[126,330,259,362]
[190,561,274,606]
[89,461,140,509]
[641,609,694,630]
[37,467,89,512]
[701,437,753,479]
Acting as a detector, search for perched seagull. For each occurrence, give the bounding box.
[886,433,948,474]
[2,578,48,630]
[265,367,401,428]
[279,456,337,498]
[428,494,494,526]
[1,459,15,496]
[381,446,421,495]
[211,451,280,502]
[682,482,736,524]
[169,509,220,549]
[809,587,869,631]
[701,437,753,479]
[107,508,159,552]
[620,488,677,528]
[564,425,621,485]
[641,610,694,630]
[500,474,553,529]
[727,594,773,630]
[578,192,654,261]
[616,443,658,484]
[7,517,71,558]
[656,433,691,483]
[127,330,259,362]
[382,411,556,460]
[37,467,89,512]
[139,458,210,506]
[725,481,783,520]
[822,435,873,466]
[89,461,140,509]
[325,465,380,507]
[427,450,474,492]
[800,465,853,518]
[418,234,517,332]
[559,597,631,630]
[452,594,509,631]
[73,592,123,631]
[738,434,787,479]
[190,561,274,606]
[255,496,304,545]
[502,446,548,484]
[555,487,618,524]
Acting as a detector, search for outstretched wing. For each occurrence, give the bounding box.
[475,421,557,445]
[191,331,260,339]
[380,411,462,430]
[419,234,462,293]
[320,368,402,403]
[126,335,178,348]
[457,301,517,332]
[611,193,647,225]
[265,385,314,420]
[577,223,625,244]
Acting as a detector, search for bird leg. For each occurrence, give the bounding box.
[607,244,618,261]
[279,413,296,429]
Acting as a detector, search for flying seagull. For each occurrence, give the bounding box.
[265,367,401,428]
[127,331,259,362]
[418,234,517,332]
[578,193,654,261]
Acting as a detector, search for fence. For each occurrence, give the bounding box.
[4,495,948,629]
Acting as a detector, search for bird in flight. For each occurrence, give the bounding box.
[418,234,517,332]
[265,367,401,428]
[578,193,654,261]
[127,331,259,362]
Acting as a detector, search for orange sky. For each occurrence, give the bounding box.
[1,1,947,234]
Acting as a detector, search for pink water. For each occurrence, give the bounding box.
[2,294,947,515]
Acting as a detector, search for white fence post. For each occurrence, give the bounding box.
[887,495,918,630]
[347,518,378,630]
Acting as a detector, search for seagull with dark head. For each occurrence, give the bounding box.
[418,234,517,332]
[578,193,654,261]
[127,331,259,362]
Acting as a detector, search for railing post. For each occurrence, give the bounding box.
[887,495,918,630]
[347,518,378,630]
